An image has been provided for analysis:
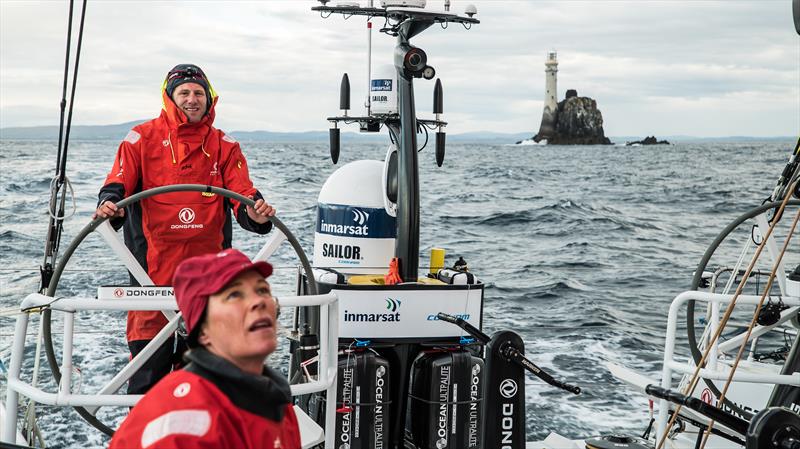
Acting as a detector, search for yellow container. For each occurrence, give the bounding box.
[348,275,385,285]
[429,247,445,275]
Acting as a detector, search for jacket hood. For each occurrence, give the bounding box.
[160,75,219,129]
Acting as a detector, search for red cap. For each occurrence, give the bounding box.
[173,249,273,335]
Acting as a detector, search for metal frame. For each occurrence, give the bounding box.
[655,290,800,446]
[315,5,478,282]
[2,291,340,447]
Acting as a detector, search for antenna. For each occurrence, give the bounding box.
[433,78,445,167]
[330,73,350,164]
[329,127,340,164]
[366,0,373,115]
[433,78,443,114]
[339,73,351,113]
[464,4,477,17]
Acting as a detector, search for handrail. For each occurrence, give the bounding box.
[2,291,339,444]
[654,290,800,446]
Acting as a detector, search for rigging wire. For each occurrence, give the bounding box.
[33,0,118,439]
[18,0,86,444]
[52,0,74,183]
[765,136,800,222]
[40,0,87,295]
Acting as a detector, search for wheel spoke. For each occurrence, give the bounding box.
[253,229,287,262]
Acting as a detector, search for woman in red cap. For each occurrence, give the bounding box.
[109,249,301,449]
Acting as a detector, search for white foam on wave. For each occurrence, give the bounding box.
[516,138,547,146]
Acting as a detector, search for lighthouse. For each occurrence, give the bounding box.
[536,51,558,141]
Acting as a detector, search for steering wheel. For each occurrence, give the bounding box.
[40,184,318,436]
[687,199,800,420]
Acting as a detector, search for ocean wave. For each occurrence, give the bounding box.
[0,139,794,447]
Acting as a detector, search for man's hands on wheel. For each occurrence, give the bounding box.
[246,198,275,224]
[93,198,275,223]
[93,200,125,219]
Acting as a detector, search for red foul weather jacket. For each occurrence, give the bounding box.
[99,89,272,342]
[109,349,301,449]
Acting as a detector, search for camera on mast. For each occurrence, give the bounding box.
[396,44,431,78]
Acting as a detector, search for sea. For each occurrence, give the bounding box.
[0,138,797,448]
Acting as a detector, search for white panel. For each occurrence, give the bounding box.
[335,287,482,338]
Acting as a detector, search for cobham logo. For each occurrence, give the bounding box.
[171,208,204,230]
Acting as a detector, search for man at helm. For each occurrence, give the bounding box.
[95,64,276,395]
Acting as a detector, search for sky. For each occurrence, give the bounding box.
[1,0,798,137]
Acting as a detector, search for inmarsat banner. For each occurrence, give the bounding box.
[334,287,483,338]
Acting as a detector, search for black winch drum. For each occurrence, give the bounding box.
[406,349,484,449]
[319,350,392,449]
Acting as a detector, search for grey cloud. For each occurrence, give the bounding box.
[1,0,797,135]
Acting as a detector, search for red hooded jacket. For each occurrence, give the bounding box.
[109,349,301,449]
[99,87,271,341]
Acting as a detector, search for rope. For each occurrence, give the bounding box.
[656,179,799,449]
[47,176,77,221]
[696,204,800,449]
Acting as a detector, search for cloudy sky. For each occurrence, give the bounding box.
[1,0,798,137]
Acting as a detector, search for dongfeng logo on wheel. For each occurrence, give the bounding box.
[171,207,204,230]
[499,379,518,399]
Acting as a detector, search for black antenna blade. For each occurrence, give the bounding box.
[435,132,446,167]
[794,0,800,35]
[329,128,341,164]
[433,78,443,114]
[340,73,350,110]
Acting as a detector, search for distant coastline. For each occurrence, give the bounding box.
[0,121,793,144]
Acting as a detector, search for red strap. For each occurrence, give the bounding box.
[384,257,403,285]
